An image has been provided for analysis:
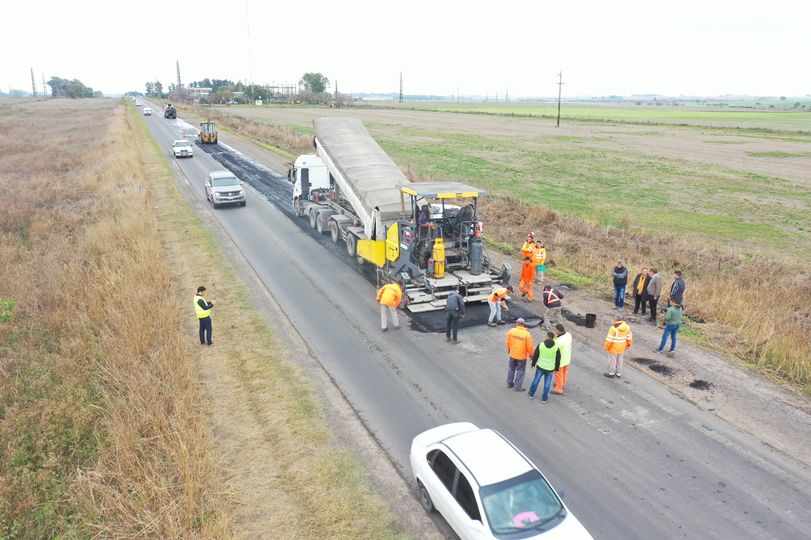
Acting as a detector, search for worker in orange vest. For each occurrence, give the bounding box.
[376,281,403,332]
[603,317,633,378]
[505,318,535,391]
[520,231,536,260]
[487,285,514,327]
[518,256,536,301]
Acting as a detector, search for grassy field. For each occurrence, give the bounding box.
[0,98,404,537]
[381,101,811,132]
[194,103,811,392]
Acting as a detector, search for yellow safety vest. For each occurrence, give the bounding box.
[194,294,212,318]
[536,342,560,371]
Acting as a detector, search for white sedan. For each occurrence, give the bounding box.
[410,423,593,539]
[143,108,152,116]
[171,139,194,158]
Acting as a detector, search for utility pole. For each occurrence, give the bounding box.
[245,0,254,104]
[556,71,563,127]
[506,88,509,103]
[335,80,339,108]
[399,71,403,103]
[30,68,37,97]
[176,60,182,95]
[42,73,47,98]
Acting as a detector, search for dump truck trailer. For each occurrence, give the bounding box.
[288,117,508,312]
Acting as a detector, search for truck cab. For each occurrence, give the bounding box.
[289,154,331,215]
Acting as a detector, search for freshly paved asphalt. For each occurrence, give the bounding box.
[142,105,811,540]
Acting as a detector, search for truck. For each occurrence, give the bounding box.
[164,103,177,119]
[288,117,509,312]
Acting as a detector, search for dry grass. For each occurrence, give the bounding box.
[0,99,228,537]
[479,196,811,388]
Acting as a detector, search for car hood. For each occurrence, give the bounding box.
[211,185,243,193]
[522,512,593,540]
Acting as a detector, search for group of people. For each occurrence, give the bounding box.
[505,319,572,402]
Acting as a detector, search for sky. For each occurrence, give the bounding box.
[2,0,809,98]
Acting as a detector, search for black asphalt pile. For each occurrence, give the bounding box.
[409,303,542,333]
[630,356,677,377]
[690,379,714,391]
[565,311,589,327]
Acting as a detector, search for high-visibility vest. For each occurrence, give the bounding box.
[603,322,633,354]
[377,283,402,307]
[506,327,534,360]
[194,295,212,319]
[555,332,572,367]
[489,287,509,302]
[543,288,562,308]
[536,342,560,371]
[520,241,535,260]
[533,247,547,265]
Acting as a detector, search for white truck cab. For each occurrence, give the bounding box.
[290,154,330,201]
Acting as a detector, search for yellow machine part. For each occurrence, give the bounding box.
[432,238,445,278]
[386,223,400,263]
[357,239,386,267]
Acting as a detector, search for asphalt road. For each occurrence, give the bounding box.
[141,105,811,540]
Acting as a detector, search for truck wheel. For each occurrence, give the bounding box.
[329,220,340,243]
[346,234,357,257]
[309,209,318,230]
[316,212,327,234]
[292,198,301,217]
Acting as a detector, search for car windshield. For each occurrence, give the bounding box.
[173,141,190,148]
[212,176,239,187]
[480,470,565,535]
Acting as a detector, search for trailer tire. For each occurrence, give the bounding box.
[316,212,328,235]
[346,234,357,257]
[329,220,340,244]
[309,209,318,230]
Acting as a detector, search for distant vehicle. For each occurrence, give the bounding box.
[171,139,193,158]
[205,171,246,208]
[198,121,218,144]
[410,423,593,540]
[164,104,177,119]
[135,101,143,107]
[143,108,152,116]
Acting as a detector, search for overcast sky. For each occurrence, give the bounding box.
[2,0,808,97]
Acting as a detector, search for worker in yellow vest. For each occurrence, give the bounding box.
[552,323,572,395]
[194,286,214,346]
[520,231,536,260]
[528,331,561,402]
[533,242,548,284]
[376,281,403,331]
[603,317,633,378]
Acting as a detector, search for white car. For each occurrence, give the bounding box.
[205,171,246,208]
[143,108,152,116]
[171,139,193,158]
[410,423,593,540]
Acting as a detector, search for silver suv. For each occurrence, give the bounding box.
[205,171,246,208]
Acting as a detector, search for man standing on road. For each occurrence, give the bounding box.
[632,268,650,316]
[647,268,663,324]
[445,288,465,344]
[488,285,513,327]
[194,286,214,346]
[377,281,403,332]
[612,260,629,312]
[519,256,536,302]
[541,285,564,329]
[506,318,534,392]
[669,270,687,307]
[603,317,633,378]
[529,331,561,402]
[655,301,682,356]
[552,324,572,395]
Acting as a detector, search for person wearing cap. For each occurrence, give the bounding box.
[552,323,572,395]
[376,281,403,331]
[541,285,564,329]
[528,331,561,402]
[612,259,629,312]
[518,255,536,302]
[194,286,214,346]
[506,318,534,392]
[603,317,633,378]
[487,285,513,327]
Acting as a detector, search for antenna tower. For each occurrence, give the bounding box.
[30,68,37,97]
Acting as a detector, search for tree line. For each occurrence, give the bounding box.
[47,77,102,98]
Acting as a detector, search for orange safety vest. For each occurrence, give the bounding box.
[520,260,536,282]
[377,283,402,308]
[488,287,510,302]
[603,322,633,354]
[506,326,534,360]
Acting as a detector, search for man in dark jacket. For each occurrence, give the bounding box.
[612,260,629,311]
[669,270,687,306]
[445,289,465,344]
[542,285,564,330]
[631,268,650,316]
[647,268,663,323]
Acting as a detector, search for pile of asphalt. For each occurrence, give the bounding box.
[409,302,543,333]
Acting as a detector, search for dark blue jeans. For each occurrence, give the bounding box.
[529,368,554,400]
[199,317,212,345]
[658,324,679,352]
[614,285,626,308]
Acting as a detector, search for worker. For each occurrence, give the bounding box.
[552,324,572,395]
[506,318,534,392]
[534,242,548,284]
[194,286,214,346]
[518,256,536,301]
[603,316,633,378]
[487,285,514,327]
[376,281,403,332]
[520,232,536,260]
[541,285,564,329]
[528,331,561,402]
[445,288,465,344]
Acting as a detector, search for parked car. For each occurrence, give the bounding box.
[143,108,152,116]
[410,423,593,539]
[205,171,246,208]
[171,139,193,158]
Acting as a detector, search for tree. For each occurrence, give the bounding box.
[299,73,329,93]
[49,76,95,98]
